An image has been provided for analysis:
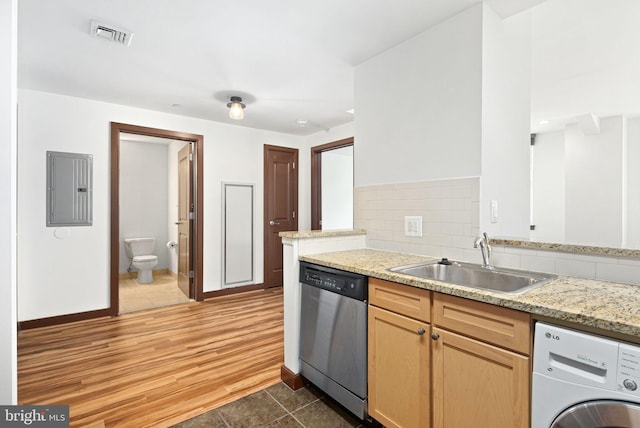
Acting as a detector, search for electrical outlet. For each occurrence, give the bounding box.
[404,216,423,237]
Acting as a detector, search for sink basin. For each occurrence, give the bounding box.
[388,260,557,294]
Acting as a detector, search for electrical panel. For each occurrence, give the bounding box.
[46,151,93,227]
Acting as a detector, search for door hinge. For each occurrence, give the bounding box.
[292,162,295,169]
[189,212,194,220]
[189,152,193,161]
[189,270,194,278]
[293,211,296,219]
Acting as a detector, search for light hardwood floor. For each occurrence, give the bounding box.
[18,288,284,428]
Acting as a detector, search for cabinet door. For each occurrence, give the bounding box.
[369,278,431,322]
[432,327,530,428]
[368,306,430,428]
[433,293,530,355]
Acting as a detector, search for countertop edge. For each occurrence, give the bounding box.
[279,229,367,239]
[492,238,640,258]
[299,249,640,340]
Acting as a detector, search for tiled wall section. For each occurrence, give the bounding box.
[491,246,640,286]
[297,235,367,256]
[355,177,640,286]
[354,178,481,262]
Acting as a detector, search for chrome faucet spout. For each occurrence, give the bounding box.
[474,233,492,268]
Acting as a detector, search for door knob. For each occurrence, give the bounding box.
[417,328,426,335]
[431,333,440,340]
[269,220,280,226]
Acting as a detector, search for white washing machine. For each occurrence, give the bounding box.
[532,322,640,427]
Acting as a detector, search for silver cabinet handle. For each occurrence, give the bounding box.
[431,333,440,340]
[269,220,280,226]
[417,328,426,335]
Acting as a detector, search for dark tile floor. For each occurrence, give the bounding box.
[172,382,370,428]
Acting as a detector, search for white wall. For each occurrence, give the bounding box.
[565,116,625,246]
[353,3,532,261]
[17,89,303,321]
[119,140,170,273]
[321,146,353,230]
[0,0,17,404]
[627,117,640,248]
[531,130,565,242]
[532,116,640,249]
[480,6,532,239]
[302,121,355,230]
[354,4,483,187]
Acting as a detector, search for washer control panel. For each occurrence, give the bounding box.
[618,344,640,395]
[534,322,640,397]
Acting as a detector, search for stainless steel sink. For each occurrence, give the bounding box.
[388,260,557,294]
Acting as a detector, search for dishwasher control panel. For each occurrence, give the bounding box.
[299,262,367,301]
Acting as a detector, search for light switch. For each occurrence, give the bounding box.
[490,200,499,223]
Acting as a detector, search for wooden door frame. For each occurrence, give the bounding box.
[110,122,204,316]
[263,144,298,288]
[310,137,354,230]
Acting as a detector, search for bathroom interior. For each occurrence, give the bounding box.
[118,133,191,313]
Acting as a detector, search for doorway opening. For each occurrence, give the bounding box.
[110,123,204,316]
[311,137,354,230]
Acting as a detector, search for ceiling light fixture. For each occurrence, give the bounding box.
[227,96,246,120]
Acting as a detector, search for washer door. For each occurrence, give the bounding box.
[551,400,640,428]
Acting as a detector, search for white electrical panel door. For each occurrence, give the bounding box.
[46,151,93,227]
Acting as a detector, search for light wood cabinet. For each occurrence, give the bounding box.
[370,277,431,322]
[432,293,531,428]
[368,278,431,428]
[433,292,531,354]
[431,327,530,427]
[368,279,532,428]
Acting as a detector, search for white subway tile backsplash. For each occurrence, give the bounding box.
[520,254,557,274]
[569,253,618,265]
[356,177,640,285]
[555,258,597,279]
[596,262,640,285]
[441,223,464,236]
[355,177,479,258]
[617,258,640,268]
[491,252,522,270]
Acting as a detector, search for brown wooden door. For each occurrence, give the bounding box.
[177,143,192,298]
[263,145,298,287]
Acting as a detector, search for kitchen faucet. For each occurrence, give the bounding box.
[474,232,492,268]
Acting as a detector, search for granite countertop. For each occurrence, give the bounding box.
[491,237,640,258]
[299,248,640,340]
[279,229,366,239]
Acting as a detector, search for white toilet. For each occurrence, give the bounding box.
[124,237,159,284]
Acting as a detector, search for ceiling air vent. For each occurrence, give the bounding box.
[90,20,134,47]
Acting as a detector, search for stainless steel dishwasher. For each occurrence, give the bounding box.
[299,261,368,419]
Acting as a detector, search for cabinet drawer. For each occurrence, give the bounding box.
[369,278,431,322]
[433,293,530,355]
